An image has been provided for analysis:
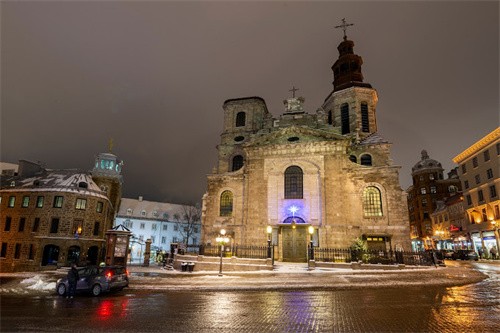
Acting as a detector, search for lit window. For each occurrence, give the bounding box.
[75,198,87,210]
[36,196,44,208]
[141,210,146,216]
[8,196,15,208]
[363,186,383,217]
[73,220,83,236]
[430,186,437,194]
[22,196,30,208]
[53,196,63,208]
[220,190,233,216]
[96,201,104,213]
[421,188,427,195]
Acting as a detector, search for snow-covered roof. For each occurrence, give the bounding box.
[117,197,193,220]
[359,132,390,145]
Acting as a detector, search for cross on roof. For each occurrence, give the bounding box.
[289,86,299,98]
[335,18,354,40]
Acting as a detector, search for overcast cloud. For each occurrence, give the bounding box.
[1,1,498,205]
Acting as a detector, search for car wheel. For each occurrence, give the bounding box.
[57,284,66,296]
[91,284,102,296]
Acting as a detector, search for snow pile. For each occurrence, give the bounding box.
[20,275,56,291]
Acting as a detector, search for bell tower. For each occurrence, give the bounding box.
[91,140,124,215]
[322,19,378,139]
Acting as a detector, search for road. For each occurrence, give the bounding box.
[1,261,499,332]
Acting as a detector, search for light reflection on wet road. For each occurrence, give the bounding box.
[1,262,499,332]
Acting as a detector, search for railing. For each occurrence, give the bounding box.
[313,248,433,266]
[183,244,269,259]
[234,245,268,259]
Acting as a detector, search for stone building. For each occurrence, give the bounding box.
[453,127,500,257]
[0,152,122,272]
[201,31,410,262]
[430,193,468,250]
[406,151,461,250]
[115,197,201,264]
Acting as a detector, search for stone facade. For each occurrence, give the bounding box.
[202,35,411,261]
[0,153,122,272]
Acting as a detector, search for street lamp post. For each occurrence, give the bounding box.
[266,225,273,265]
[216,229,229,276]
[308,226,314,261]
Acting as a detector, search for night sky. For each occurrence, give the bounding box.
[1,1,498,205]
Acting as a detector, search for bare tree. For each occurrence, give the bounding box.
[174,203,201,246]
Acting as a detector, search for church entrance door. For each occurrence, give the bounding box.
[282,226,307,262]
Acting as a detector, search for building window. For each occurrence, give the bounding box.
[96,201,104,213]
[430,186,437,194]
[151,236,155,243]
[232,155,244,171]
[478,190,484,202]
[483,150,490,162]
[14,243,21,259]
[475,174,481,184]
[429,174,435,180]
[360,154,372,166]
[153,211,158,217]
[32,218,40,232]
[174,224,179,231]
[497,143,500,155]
[124,220,133,229]
[127,208,132,215]
[193,227,199,233]
[341,103,349,134]
[28,244,35,260]
[284,166,303,199]
[140,223,145,229]
[422,199,427,207]
[490,185,497,199]
[161,236,166,244]
[421,188,427,195]
[75,198,87,210]
[163,224,168,231]
[466,195,472,206]
[36,196,44,208]
[152,224,157,231]
[482,208,487,222]
[220,190,234,216]
[172,237,178,243]
[93,221,100,236]
[363,186,383,217]
[50,218,59,233]
[361,102,369,132]
[53,196,63,208]
[18,218,26,232]
[464,180,469,189]
[8,196,15,208]
[235,112,246,127]
[487,168,493,179]
[461,164,467,174]
[327,110,333,125]
[139,235,144,242]
[192,237,198,245]
[472,157,478,168]
[141,210,146,217]
[4,217,12,231]
[73,220,83,236]
[0,243,7,258]
[163,213,169,219]
[22,196,30,208]
[349,155,357,163]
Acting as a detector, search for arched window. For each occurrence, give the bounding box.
[363,186,383,217]
[232,155,244,171]
[341,103,349,134]
[284,166,303,199]
[220,191,233,216]
[236,112,246,127]
[327,110,333,125]
[349,155,357,163]
[361,102,369,132]
[360,154,372,166]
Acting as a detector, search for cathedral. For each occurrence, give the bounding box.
[201,23,410,262]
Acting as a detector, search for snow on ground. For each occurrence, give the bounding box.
[1,274,55,294]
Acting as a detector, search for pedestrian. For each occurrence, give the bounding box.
[490,247,498,260]
[67,262,79,299]
[478,247,483,259]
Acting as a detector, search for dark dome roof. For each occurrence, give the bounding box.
[412,150,443,172]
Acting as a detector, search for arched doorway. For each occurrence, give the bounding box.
[67,245,81,265]
[281,217,308,262]
[87,246,99,265]
[41,245,60,266]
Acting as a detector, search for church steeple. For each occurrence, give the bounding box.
[331,19,372,92]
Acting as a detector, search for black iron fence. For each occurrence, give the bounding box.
[180,244,433,266]
[313,247,433,266]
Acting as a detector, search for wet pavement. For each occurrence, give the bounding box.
[1,261,499,332]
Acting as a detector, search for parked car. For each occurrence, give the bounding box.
[451,250,479,261]
[56,265,129,296]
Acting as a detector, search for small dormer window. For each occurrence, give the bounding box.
[78,182,88,189]
[153,211,158,217]
[127,208,132,215]
[33,180,40,187]
[234,136,244,142]
[10,181,15,187]
[141,210,146,216]
[100,185,108,192]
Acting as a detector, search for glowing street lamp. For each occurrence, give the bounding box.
[216,229,229,276]
[266,226,273,264]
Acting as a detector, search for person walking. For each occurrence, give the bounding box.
[67,262,79,298]
[490,246,498,260]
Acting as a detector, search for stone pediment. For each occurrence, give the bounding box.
[245,125,347,147]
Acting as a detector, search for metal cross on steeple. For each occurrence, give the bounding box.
[335,18,354,40]
[289,86,299,98]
